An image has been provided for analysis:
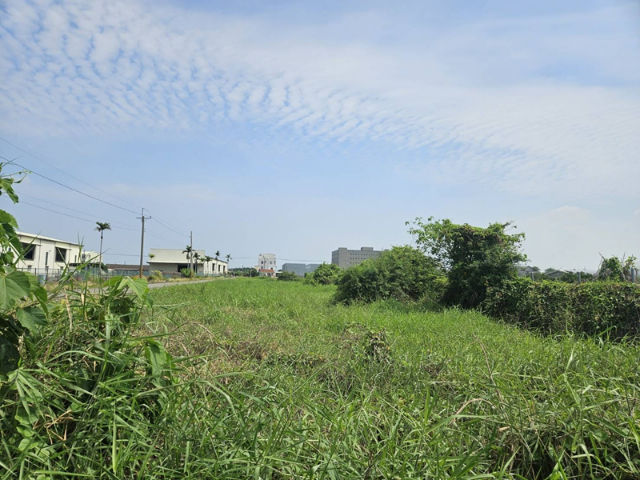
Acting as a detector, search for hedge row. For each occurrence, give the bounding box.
[484,278,640,339]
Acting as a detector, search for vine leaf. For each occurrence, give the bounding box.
[16,306,46,332]
[0,270,31,309]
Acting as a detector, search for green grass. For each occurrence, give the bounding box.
[3,278,639,478]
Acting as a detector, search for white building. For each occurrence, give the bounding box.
[148,248,228,275]
[257,253,277,277]
[16,231,99,276]
[331,247,383,268]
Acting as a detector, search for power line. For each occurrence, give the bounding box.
[148,215,189,238]
[2,158,140,215]
[18,201,138,231]
[0,136,143,211]
[19,193,139,230]
[145,229,185,247]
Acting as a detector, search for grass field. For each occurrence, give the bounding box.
[139,278,640,479]
[4,277,639,479]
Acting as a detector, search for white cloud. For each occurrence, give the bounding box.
[1,0,639,197]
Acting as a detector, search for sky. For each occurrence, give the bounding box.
[1,0,639,270]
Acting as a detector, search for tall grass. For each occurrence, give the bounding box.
[2,278,639,478]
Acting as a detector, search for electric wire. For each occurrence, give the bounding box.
[0,136,143,210]
[3,158,140,215]
[19,193,139,230]
[19,201,137,231]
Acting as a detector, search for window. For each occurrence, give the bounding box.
[55,247,67,263]
[21,243,35,260]
[45,251,49,266]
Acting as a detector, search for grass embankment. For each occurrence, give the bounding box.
[142,278,640,479]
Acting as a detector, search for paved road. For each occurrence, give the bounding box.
[147,279,218,289]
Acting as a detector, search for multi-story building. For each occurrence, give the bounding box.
[148,248,228,275]
[282,263,322,277]
[257,253,277,277]
[331,247,383,269]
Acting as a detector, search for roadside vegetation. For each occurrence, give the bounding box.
[2,164,639,478]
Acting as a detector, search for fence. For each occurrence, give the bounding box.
[16,267,228,283]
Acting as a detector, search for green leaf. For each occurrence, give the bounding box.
[0,208,18,228]
[0,269,32,310]
[16,306,46,332]
[144,340,173,377]
[120,276,149,301]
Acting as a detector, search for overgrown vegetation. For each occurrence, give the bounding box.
[277,270,299,281]
[484,277,640,339]
[408,217,526,308]
[2,163,639,478]
[304,262,342,285]
[335,245,444,305]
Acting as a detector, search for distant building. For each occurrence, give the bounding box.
[282,263,322,277]
[257,253,277,277]
[517,266,538,277]
[545,270,569,280]
[331,247,383,269]
[16,231,99,276]
[148,248,227,275]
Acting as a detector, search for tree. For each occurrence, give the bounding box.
[215,250,220,261]
[305,263,342,285]
[277,270,299,281]
[182,245,193,277]
[95,222,111,268]
[148,253,155,261]
[226,254,231,262]
[202,255,213,275]
[193,252,201,274]
[407,217,526,308]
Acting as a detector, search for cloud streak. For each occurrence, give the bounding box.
[1,0,639,196]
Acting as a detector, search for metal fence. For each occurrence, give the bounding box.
[16,267,228,283]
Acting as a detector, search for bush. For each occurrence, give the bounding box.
[180,268,193,278]
[484,277,640,339]
[304,263,342,285]
[277,271,299,281]
[335,246,444,304]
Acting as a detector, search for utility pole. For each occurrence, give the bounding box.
[190,231,193,276]
[137,208,151,278]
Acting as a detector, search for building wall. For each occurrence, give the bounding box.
[258,253,276,272]
[16,232,98,273]
[282,263,306,276]
[282,263,322,276]
[331,247,382,268]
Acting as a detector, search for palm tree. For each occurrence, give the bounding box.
[183,245,193,276]
[203,255,213,275]
[225,254,231,262]
[95,222,111,267]
[148,253,156,261]
[193,252,201,274]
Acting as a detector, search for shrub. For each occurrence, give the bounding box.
[277,271,299,281]
[484,277,640,339]
[408,217,526,308]
[180,268,193,278]
[304,263,342,285]
[335,246,444,304]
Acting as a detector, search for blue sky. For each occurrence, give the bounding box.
[1,0,639,270]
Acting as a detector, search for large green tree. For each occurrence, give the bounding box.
[407,217,526,308]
